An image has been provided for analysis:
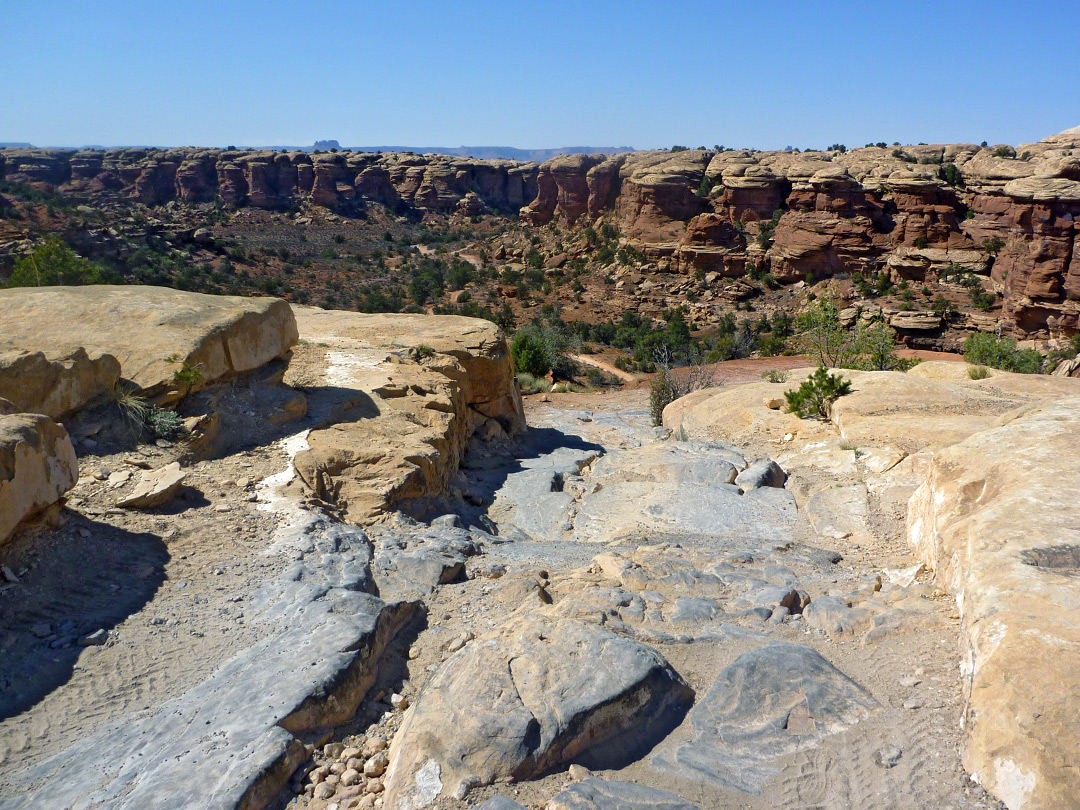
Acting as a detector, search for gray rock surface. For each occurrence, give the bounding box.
[382,616,692,807]
[734,458,787,492]
[547,779,701,810]
[0,515,416,810]
[654,642,879,794]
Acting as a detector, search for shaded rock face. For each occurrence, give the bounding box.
[0,413,78,547]
[907,396,1080,810]
[0,347,120,420]
[382,616,692,806]
[3,147,539,214]
[289,308,524,522]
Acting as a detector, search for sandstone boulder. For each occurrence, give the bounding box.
[907,396,1080,810]
[0,414,78,547]
[290,308,524,521]
[0,347,120,420]
[0,286,298,403]
[117,462,186,509]
[382,617,692,807]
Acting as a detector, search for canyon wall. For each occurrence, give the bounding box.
[3,125,1078,337]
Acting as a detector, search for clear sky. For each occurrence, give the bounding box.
[7,0,1078,150]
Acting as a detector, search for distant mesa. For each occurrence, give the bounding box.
[312,139,341,151]
[348,145,635,161]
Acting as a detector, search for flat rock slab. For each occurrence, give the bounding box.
[382,617,692,808]
[654,642,879,794]
[572,480,796,547]
[807,483,869,540]
[547,779,701,810]
[0,286,298,401]
[0,516,416,810]
[117,461,186,509]
[0,413,78,547]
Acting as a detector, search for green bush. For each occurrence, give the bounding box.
[649,367,677,426]
[510,330,550,377]
[8,237,102,287]
[962,332,1043,374]
[784,365,853,419]
[968,365,990,380]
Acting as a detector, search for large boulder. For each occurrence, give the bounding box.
[907,396,1080,810]
[382,617,692,807]
[0,286,298,403]
[0,413,78,547]
[290,308,524,521]
[0,347,120,420]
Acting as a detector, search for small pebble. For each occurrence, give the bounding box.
[874,744,903,768]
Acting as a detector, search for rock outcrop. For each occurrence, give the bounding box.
[382,616,692,806]
[664,364,1080,810]
[0,412,78,547]
[907,397,1080,810]
[290,308,524,521]
[0,286,298,402]
[0,347,120,420]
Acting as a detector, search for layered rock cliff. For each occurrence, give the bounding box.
[3,125,1078,337]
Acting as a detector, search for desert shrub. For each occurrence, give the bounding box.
[962,332,1043,374]
[784,365,853,419]
[648,359,718,426]
[510,330,550,377]
[515,372,552,394]
[510,320,579,379]
[8,237,102,287]
[968,365,991,380]
[940,163,963,187]
[762,369,788,383]
[145,407,184,440]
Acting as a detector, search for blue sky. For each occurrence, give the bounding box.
[7,0,1078,150]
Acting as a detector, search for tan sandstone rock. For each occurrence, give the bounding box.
[118,462,186,509]
[0,413,78,547]
[0,347,120,420]
[0,286,298,403]
[290,308,524,521]
[907,396,1080,810]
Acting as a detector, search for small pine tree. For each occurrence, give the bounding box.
[784,365,853,419]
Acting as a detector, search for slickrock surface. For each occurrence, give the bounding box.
[1,281,1077,810]
[667,364,1080,810]
[908,396,1080,810]
[0,286,298,401]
